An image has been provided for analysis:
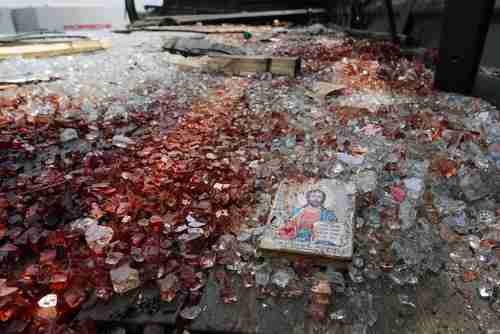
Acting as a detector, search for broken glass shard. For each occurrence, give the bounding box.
[112,135,135,149]
[180,305,203,320]
[85,224,114,253]
[157,274,179,302]
[255,263,271,287]
[36,294,58,320]
[271,270,291,289]
[110,264,140,294]
[60,128,78,143]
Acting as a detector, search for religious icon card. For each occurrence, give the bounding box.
[259,178,355,260]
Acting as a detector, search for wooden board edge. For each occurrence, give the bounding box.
[206,56,300,78]
[0,40,110,60]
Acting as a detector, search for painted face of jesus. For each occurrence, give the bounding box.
[306,190,326,208]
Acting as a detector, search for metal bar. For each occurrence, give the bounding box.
[434,0,496,94]
[143,8,327,24]
[383,0,399,44]
[125,0,139,23]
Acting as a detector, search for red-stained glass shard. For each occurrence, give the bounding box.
[0,279,18,298]
[50,271,70,291]
[157,274,179,302]
[35,294,58,320]
[63,289,86,309]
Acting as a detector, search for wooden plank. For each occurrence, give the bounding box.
[0,84,17,91]
[0,40,111,60]
[209,56,269,74]
[0,33,89,44]
[270,57,302,77]
[207,55,300,77]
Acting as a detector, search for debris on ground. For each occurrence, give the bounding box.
[162,36,246,57]
[0,75,59,87]
[481,66,500,79]
[0,25,499,334]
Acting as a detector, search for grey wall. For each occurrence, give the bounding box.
[28,7,127,31]
[0,8,16,34]
[11,8,45,32]
[1,5,127,34]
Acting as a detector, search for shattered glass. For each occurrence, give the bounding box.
[1,25,500,333]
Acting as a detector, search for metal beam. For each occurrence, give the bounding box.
[434,0,496,94]
[125,0,139,23]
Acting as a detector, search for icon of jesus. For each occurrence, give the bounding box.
[278,189,337,242]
